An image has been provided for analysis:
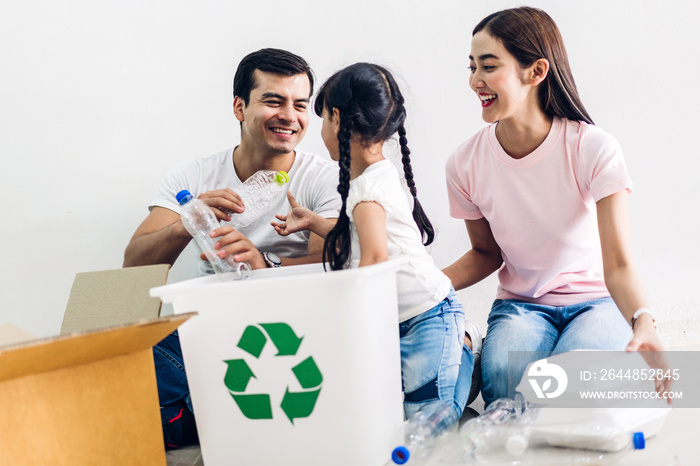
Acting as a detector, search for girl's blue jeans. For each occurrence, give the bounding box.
[400,288,475,420]
[481,297,632,406]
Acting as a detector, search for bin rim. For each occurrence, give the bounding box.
[150,258,406,303]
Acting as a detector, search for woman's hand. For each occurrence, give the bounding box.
[626,315,672,402]
[626,314,664,352]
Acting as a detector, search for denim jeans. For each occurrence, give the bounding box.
[481,297,632,406]
[153,331,198,448]
[399,288,475,420]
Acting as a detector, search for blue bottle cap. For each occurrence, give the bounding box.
[632,432,645,450]
[391,446,410,464]
[176,190,193,205]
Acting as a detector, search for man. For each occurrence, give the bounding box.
[124,48,339,272]
[123,48,341,448]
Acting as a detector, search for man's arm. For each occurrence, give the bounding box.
[213,219,338,269]
[123,207,192,267]
[124,188,245,267]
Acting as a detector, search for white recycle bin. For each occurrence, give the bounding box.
[151,261,405,466]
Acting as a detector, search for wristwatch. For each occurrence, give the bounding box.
[262,252,282,268]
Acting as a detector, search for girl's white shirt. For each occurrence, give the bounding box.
[347,159,452,322]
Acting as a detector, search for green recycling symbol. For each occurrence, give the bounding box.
[223,323,323,424]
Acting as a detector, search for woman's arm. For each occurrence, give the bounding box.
[442,217,503,290]
[352,201,388,267]
[597,190,663,351]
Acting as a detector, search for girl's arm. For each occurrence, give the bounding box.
[353,201,388,267]
[596,190,664,351]
[272,191,336,238]
[442,217,503,290]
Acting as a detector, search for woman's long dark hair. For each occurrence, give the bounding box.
[314,63,434,271]
[474,7,594,124]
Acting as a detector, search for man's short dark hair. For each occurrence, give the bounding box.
[233,48,314,105]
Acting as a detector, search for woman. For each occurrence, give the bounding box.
[443,7,664,405]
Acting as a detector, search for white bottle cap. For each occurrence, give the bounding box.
[506,434,528,456]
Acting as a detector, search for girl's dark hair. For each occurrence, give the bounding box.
[314,63,434,271]
[474,7,594,124]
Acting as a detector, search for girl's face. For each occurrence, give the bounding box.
[468,31,538,124]
[321,107,340,161]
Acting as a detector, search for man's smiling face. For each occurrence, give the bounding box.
[234,70,311,156]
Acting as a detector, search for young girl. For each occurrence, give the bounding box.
[272,62,479,420]
[443,7,665,406]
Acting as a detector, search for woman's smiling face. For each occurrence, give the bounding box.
[469,30,536,124]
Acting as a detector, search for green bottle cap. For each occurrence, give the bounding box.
[275,171,290,185]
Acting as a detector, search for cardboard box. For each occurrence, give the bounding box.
[0,324,35,346]
[61,264,171,335]
[0,265,195,465]
[151,261,405,466]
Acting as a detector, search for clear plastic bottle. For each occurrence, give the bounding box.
[461,404,646,465]
[176,189,251,280]
[506,407,646,453]
[460,397,520,456]
[226,170,290,228]
[391,400,460,465]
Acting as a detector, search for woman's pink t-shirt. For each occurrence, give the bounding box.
[446,117,633,306]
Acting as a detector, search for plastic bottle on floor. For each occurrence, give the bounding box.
[177,189,251,280]
[227,170,289,228]
[391,401,460,464]
[506,406,646,453]
[461,404,646,465]
[460,397,521,456]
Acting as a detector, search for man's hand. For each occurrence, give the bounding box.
[198,188,245,222]
[272,191,313,236]
[203,225,267,269]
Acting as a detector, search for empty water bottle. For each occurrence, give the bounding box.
[506,407,646,453]
[391,401,460,464]
[227,170,289,228]
[460,398,520,458]
[461,403,646,465]
[176,189,251,280]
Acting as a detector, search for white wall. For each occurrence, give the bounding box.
[1,0,698,344]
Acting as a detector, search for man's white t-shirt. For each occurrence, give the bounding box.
[151,148,341,275]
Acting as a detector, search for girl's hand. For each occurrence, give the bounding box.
[272,191,313,236]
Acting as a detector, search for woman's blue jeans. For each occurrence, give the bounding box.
[400,288,475,420]
[481,297,632,406]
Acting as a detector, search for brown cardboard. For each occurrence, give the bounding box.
[61,264,170,335]
[0,265,193,466]
[0,323,35,346]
